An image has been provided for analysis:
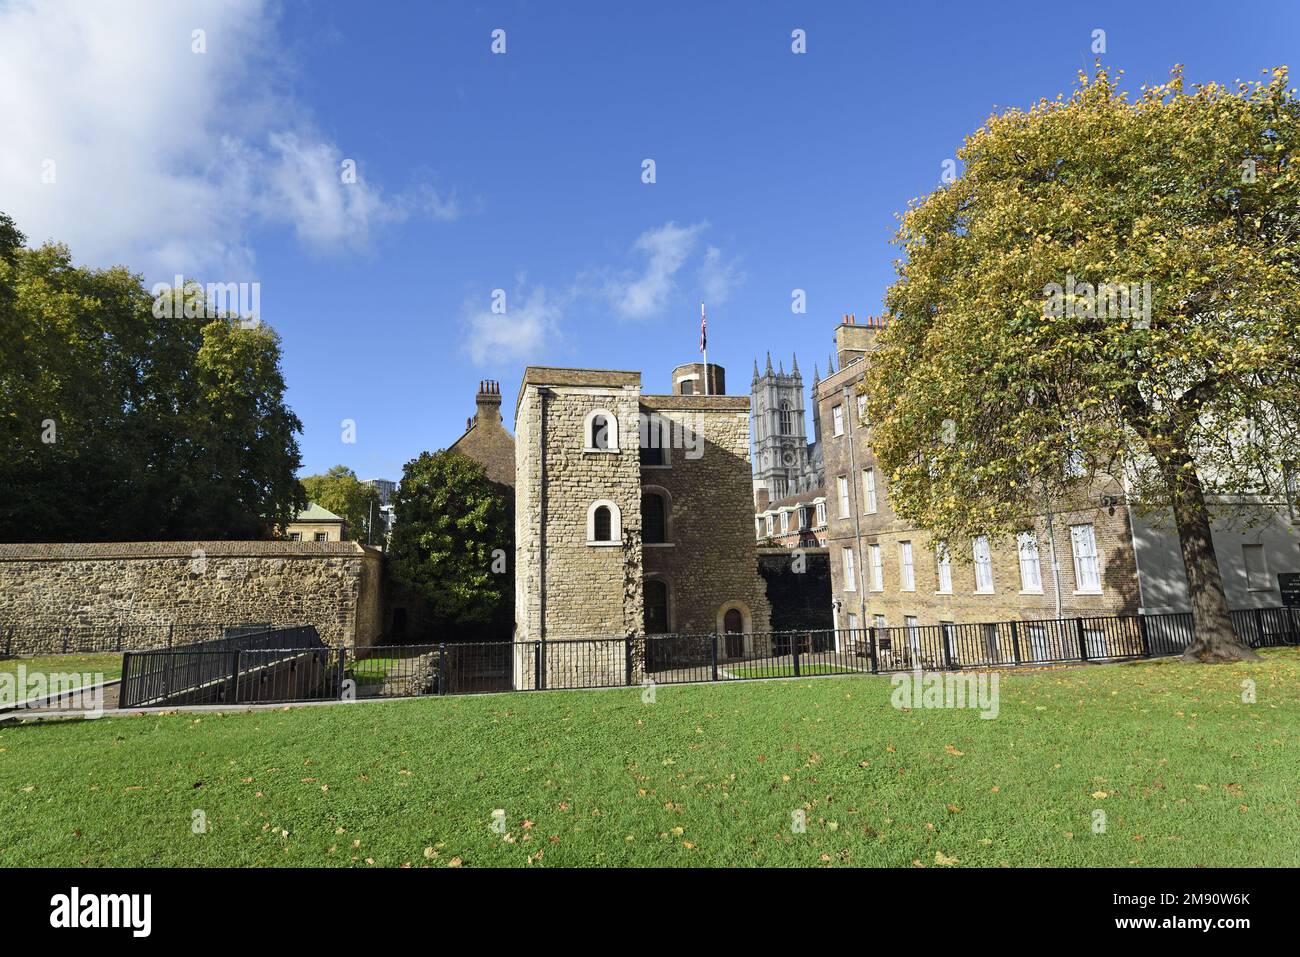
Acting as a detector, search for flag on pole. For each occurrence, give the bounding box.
[699,302,707,353]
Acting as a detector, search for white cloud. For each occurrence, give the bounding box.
[463,285,562,365]
[0,0,456,281]
[698,245,746,306]
[606,221,708,320]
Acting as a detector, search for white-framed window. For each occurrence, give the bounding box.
[1242,544,1270,591]
[815,500,826,526]
[779,511,789,534]
[765,515,774,536]
[586,499,623,545]
[837,475,850,518]
[862,468,877,514]
[289,532,302,541]
[832,404,844,436]
[846,612,859,632]
[583,409,619,452]
[856,393,868,425]
[1017,530,1043,593]
[872,614,887,630]
[755,518,763,539]
[936,541,952,594]
[973,535,994,593]
[899,541,915,591]
[314,531,328,542]
[869,543,883,591]
[1070,523,1101,592]
[842,547,856,592]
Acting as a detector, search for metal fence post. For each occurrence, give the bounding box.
[868,626,878,674]
[229,651,241,703]
[336,647,347,699]
[1075,618,1088,661]
[710,633,719,682]
[438,643,448,695]
[533,641,542,690]
[792,637,801,677]
[625,636,632,686]
[1253,608,1265,647]
[1009,620,1022,665]
[1137,615,1151,658]
[940,627,955,670]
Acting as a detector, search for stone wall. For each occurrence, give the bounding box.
[0,541,385,653]
[639,395,773,646]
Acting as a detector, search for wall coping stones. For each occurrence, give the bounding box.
[0,541,375,561]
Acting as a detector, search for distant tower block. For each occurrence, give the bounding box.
[671,362,725,395]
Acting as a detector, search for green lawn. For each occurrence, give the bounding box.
[0,653,122,690]
[1,649,1297,867]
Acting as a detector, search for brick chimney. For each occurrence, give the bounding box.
[475,379,503,428]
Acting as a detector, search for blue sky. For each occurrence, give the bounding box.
[2,0,1296,480]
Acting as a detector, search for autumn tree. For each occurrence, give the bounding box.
[866,66,1300,662]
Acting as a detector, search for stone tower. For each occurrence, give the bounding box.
[751,353,821,503]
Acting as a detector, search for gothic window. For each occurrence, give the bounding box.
[779,402,792,435]
[680,380,695,395]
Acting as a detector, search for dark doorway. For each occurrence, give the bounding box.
[723,608,744,658]
[645,579,669,634]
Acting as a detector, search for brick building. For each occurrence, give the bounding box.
[448,379,516,488]
[815,313,1300,653]
[512,364,772,687]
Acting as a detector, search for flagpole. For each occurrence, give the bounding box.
[700,301,709,395]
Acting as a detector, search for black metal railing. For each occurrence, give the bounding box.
[109,606,1298,708]
[120,625,322,707]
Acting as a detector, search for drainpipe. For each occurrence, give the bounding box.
[537,388,550,670]
[842,382,868,628]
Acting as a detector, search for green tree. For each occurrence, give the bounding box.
[866,65,1300,663]
[388,450,513,638]
[0,218,305,541]
[300,466,383,544]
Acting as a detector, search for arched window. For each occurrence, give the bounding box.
[642,492,666,543]
[583,409,619,451]
[644,578,670,634]
[641,486,671,544]
[779,401,792,435]
[586,499,622,544]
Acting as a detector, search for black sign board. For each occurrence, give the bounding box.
[1279,572,1300,608]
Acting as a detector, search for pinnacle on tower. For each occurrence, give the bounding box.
[752,358,760,383]
[812,362,820,385]
[791,353,799,375]
[765,351,773,375]
[828,352,836,374]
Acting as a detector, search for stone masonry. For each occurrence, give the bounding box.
[0,541,384,652]
[513,366,772,689]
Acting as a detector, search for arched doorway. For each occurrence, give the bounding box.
[723,607,744,659]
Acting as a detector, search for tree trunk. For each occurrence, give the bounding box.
[1158,446,1261,663]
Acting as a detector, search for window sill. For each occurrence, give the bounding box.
[974,589,995,596]
[583,447,620,454]
[935,590,953,596]
[1019,588,1044,595]
[586,540,622,548]
[1073,589,1103,596]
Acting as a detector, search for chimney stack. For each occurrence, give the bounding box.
[474,379,503,428]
